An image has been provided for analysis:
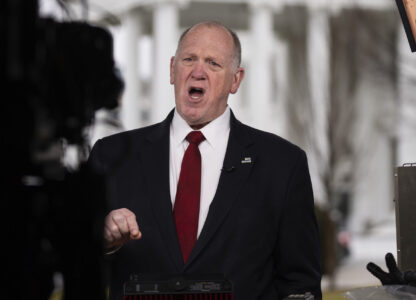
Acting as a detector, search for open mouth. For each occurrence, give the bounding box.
[188,87,205,100]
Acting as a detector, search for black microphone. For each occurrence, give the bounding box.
[222,166,235,172]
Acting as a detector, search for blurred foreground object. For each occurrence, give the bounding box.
[395,164,416,271]
[123,274,315,300]
[367,253,416,286]
[343,285,416,300]
[395,0,416,52]
[2,0,123,299]
[123,274,233,299]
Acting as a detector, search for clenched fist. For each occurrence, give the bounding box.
[104,208,142,250]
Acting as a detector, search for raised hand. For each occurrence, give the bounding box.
[104,208,142,251]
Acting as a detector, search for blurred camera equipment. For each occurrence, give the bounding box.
[394,164,416,272]
[123,274,233,300]
[2,0,124,299]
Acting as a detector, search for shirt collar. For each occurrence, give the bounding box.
[171,106,231,149]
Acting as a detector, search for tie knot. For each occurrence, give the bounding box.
[186,131,205,145]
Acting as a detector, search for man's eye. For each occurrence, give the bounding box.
[209,60,220,67]
[183,57,193,62]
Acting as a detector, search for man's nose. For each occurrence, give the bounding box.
[191,62,207,80]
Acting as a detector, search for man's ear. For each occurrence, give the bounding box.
[230,67,245,94]
[170,56,175,85]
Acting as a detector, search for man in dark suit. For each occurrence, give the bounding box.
[89,21,321,299]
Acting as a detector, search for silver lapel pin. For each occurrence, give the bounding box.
[241,157,252,164]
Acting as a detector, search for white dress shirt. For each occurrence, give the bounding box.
[169,107,231,237]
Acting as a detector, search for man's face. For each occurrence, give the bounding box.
[170,25,244,128]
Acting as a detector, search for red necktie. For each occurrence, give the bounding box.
[174,131,205,263]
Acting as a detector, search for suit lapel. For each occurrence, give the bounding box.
[185,111,255,269]
[139,110,184,272]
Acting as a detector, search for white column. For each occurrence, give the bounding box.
[120,9,142,130]
[273,34,289,138]
[306,6,331,206]
[397,23,416,165]
[151,0,180,123]
[349,81,396,233]
[247,2,277,131]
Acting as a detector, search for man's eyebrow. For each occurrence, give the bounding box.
[179,52,225,64]
[181,52,196,57]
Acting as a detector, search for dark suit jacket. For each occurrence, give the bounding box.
[89,110,322,300]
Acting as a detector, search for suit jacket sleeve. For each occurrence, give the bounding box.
[88,139,103,171]
[87,137,124,211]
[274,150,322,299]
